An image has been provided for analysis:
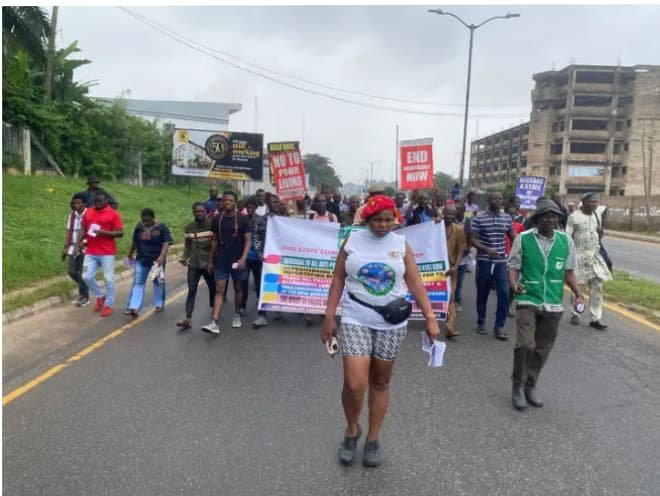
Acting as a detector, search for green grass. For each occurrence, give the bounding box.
[3,174,209,292]
[604,269,660,324]
[3,280,77,313]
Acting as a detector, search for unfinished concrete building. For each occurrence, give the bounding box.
[470,64,660,196]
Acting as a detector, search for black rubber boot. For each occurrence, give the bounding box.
[525,385,544,407]
[512,384,527,411]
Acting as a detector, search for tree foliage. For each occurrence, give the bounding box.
[2,7,172,181]
[2,6,51,68]
[433,171,456,195]
[304,153,342,191]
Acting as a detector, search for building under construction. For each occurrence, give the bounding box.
[470,64,660,196]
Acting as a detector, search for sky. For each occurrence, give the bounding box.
[57,4,660,186]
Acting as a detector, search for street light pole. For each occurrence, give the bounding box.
[428,8,520,190]
[364,160,380,188]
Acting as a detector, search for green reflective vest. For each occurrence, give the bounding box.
[516,230,569,307]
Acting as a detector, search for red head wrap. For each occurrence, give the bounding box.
[360,194,401,222]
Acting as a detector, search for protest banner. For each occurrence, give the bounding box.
[268,141,307,201]
[171,129,263,181]
[258,217,450,320]
[400,138,435,190]
[515,176,546,210]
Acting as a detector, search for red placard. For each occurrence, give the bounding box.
[268,141,306,201]
[400,138,434,190]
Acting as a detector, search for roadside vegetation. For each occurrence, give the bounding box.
[604,269,660,325]
[3,174,208,294]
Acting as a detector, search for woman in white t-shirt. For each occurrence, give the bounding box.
[321,194,441,468]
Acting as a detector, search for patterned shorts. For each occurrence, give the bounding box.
[338,323,408,361]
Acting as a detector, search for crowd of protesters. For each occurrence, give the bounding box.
[63,175,613,465]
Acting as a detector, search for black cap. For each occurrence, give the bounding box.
[87,175,100,185]
[532,198,564,219]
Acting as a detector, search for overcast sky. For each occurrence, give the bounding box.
[58,5,660,186]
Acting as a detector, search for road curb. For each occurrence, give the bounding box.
[605,230,660,244]
[3,247,184,325]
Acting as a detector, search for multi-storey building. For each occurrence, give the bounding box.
[470,64,660,196]
[470,122,529,190]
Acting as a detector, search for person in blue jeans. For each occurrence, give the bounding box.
[241,198,263,319]
[470,192,515,340]
[125,208,173,317]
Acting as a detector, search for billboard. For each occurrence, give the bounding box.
[171,129,264,181]
[400,138,435,190]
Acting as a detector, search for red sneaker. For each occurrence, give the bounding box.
[94,297,106,312]
[100,306,113,317]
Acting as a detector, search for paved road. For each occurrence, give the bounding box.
[4,265,660,495]
[603,236,660,282]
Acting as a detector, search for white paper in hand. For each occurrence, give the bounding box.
[87,223,101,237]
[421,333,446,368]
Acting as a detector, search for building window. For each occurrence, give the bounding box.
[615,120,624,130]
[622,166,627,176]
[611,166,620,177]
[624,143,629,151]
[574,71,615,84]
[570,142,607,154]
[521,158,527,168]
[627,119,632,127]
[573,95,612,107]
[551,143,563,155]
[617,96,633,108]
[571,119,608,131]
[552,120,566,132]
[568,166,605,177]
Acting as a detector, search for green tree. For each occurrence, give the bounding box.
[2,6,51,68]
[2,10,171,181]
[433,171,456,196]
[304,153,342,191]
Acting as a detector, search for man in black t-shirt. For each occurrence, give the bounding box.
[202,191,252,334]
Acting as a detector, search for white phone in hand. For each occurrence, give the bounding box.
[326,337,339,357]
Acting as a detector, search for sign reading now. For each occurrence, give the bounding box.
[400,138,434,190]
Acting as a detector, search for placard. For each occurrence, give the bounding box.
[400,138,434,190]
[516,176,546,210]
[268,141,307,201]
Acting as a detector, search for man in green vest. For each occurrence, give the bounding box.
[507,198,585,411]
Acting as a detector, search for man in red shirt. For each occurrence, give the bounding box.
[77,190,124,317]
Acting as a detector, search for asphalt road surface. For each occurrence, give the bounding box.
[4,264,660,495]
[602,236,660,282]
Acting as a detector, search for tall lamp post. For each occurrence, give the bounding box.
[364,160,380,188]
[428,8,520,190]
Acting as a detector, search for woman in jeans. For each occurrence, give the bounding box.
[125,208,173,317]
[321,195,441,467]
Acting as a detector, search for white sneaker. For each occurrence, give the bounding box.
[253,315,268,328]
[232,314,242,328]
[201,321,220,334]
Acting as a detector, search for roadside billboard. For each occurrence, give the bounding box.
[171,129,264,181]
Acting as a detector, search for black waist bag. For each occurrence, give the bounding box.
[348,292,412,325]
